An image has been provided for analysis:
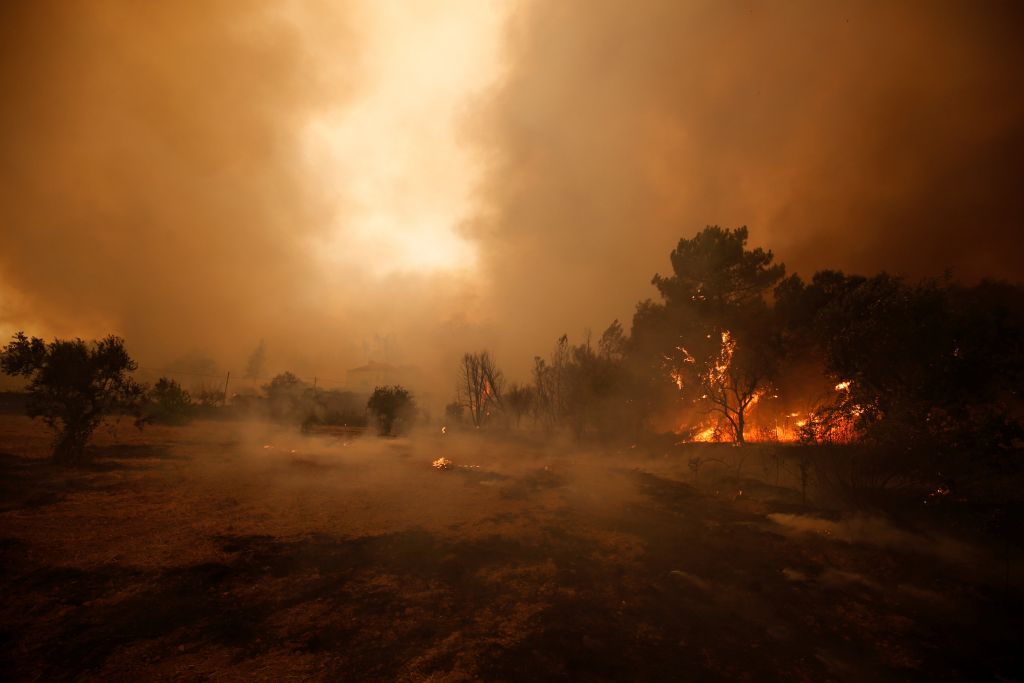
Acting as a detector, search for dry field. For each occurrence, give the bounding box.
[0,415,1020,681]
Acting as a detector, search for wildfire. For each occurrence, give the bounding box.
[669,370,685,391]
[664,345,695,391]
[692,424,719,442]
[670,330,860,445]
[682,410,809,444]
[709,331,735,387]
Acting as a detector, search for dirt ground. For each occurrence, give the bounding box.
[0,415,1021,682]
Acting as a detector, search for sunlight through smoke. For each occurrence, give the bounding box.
[306,0,510,276]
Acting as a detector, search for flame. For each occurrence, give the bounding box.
[693,424,719,442]
[669,370,685,391]
[835,380,852,392]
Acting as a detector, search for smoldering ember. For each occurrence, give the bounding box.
[1,2,1023,681]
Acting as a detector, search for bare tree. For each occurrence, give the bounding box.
[457,351,504,428]
[532,335,571,428]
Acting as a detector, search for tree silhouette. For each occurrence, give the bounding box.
[1,332,144,463]
[503,383,534,428]
[457,351,503,428]
[367,385,415,436]
[142,377,193,425]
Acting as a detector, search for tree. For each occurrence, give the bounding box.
[457,351,504,428]
[142,377,193,425]
[635,226,786,441]
[532,336,571,428]
[244,339,266,379]
[367,385,415,436]
[1,332,144,463]
[598,319,627,361]
[808,275,1023,452]
[694,321,780,444]
[262,371,308,422]
[503,383,535,428]
[652,225,785,312]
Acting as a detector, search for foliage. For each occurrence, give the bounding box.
[262,371,309,422]
[527,324,640,439]
[0,332,144,463]
[787,276,1022,444]
[367,385,415,436]
[142,377,193,425]
[531,336,571,429]
[651,225,785,311]
[503,383,535,428]
[635,226,786,441]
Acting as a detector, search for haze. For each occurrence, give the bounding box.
[2,0,1022,392]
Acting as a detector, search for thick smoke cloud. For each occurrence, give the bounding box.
[0,1,490,392]
[474,0,1024,371]
[1,1,1022,391]
[0,1,356,362]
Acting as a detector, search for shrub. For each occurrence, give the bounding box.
[367,385,415,436]
[142,377,193,425]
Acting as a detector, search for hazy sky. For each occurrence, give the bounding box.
[1,0,1022,390]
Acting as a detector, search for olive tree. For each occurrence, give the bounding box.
[1,332,144,463]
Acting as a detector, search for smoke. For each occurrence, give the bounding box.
[0,0,510,396]
[0,1,350,358]
[1,1,1022,393]
[767,512,975,565]
[472,0,1024,372]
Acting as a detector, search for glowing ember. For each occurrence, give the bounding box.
[669,370,685,391]
[432,457,453,470]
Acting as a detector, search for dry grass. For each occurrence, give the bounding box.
[0,415,1020,681]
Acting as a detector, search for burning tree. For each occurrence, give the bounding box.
[0,332,144,463]
[457,351,503,428]
[635,226,786,441]
[693,328,777,444]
